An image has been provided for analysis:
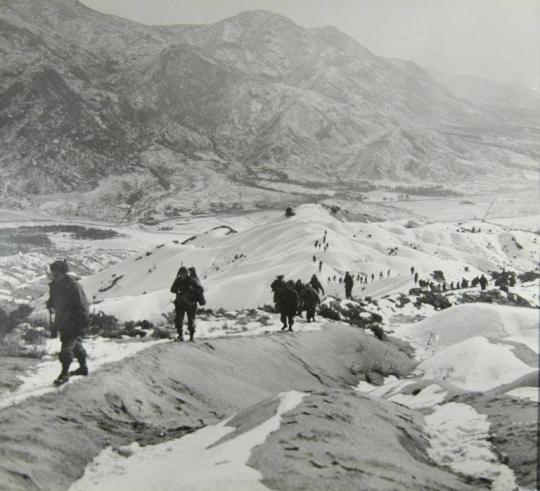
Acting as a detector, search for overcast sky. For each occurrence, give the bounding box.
[81,0,539,89]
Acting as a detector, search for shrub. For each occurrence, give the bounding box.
[319,304,341,321]
[370,324,387,341]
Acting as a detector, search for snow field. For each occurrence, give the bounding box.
[70,391,306,491]
[80,204,539,316]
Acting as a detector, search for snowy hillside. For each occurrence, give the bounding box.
[79,204,539,320]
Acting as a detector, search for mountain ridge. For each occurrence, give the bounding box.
[0,0,537,219]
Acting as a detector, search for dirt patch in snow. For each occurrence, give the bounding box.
[249,389,478,490]
[0,324,414,491]
[449,392,539,488]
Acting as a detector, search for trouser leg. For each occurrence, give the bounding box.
[175,307,186,337]
[59,336,76,375]
[280,311,287,329]
[186,304,197,339]
[288,314,294,329]
[72,337,87,368]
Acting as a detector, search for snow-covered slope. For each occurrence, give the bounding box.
[80,204,539,320]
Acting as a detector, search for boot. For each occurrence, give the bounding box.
[281,324,287,331]
[54,372,70,386]
[70,365,88,376]
[189,331,195,342]
[176,334,184,342]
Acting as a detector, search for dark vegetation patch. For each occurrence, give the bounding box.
[0,225,119,255]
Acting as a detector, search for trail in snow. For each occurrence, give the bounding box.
[425,403,518,491]
[70,391,306,491]
[0,315,326,410]
[0,337,166,410]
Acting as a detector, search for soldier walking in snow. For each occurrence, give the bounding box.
[295,279,305,317]
[271,274,285,307]
[47,260,90,386]
[318,260,323,272]
[301,284,320,322]
[410,266,415,275]
[461,278,469,289]
[371,273,375,282]
[310,274,324,295]
[414,272,419,284]
[170,266,203,342]
[344,271,354,299]
[480,274,488,290]
[278,280,299,332]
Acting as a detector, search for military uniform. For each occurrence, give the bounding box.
[47,275,89,379]
[301,285,320,322]
[170,276,200,340]
[277,284,299,331]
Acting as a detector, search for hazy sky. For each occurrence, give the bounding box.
[81,0,540,88]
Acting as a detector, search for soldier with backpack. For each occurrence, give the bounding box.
[170,266,204,342]
[278,280,299,331]
[301,284,320,322]
[46,260,90,386]
[310,274,324,295]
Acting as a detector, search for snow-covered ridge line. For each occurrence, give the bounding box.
[70,391,307,491]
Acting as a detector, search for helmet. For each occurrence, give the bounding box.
[50,260,69,274]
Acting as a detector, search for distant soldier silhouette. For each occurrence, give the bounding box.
[387,269,391,278]
[480,274,488,290]
[171,266,203,341]
[295,279,305,317]
[47,260,90,386]
[410,266,415,275]
[318,260,323,272]
[310,274,324,295]
[414,272,419,284]
[371,273,375,282]
[278,280,299,331]
[379,271,384,280]
[461,278,469,289]
[344,272,354,299]
[301,284,320,322]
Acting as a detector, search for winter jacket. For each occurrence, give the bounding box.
[277,287,299,315]
[310,276,324,295]
[344,274,354,289]
[170,276,200,307]
[47,275,90,337]
[301,285,320,308]
[271,278,285,303]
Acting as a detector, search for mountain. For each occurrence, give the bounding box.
[429,70,540,123]
[0,0,537,219]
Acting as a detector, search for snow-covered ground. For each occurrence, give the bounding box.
[356,301,539,490]
[0,337,167,410]
[71,203,539,321]
[0,314,328,410]
[70,391,306,491]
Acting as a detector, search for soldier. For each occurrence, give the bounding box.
[295,279,305,317]
[461,278,469,289]
[310,274,325,295]
[271,274,285,307]
[371,273,375,282]
[189,267,206,306]
[318,260,323,272]
[278,280,299,331]
[170,266,202,341]
[414,272,419,284]
[46,260,90,386]
[344,271,354,299]
[480,274,488,290]
[301,284,320,322]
